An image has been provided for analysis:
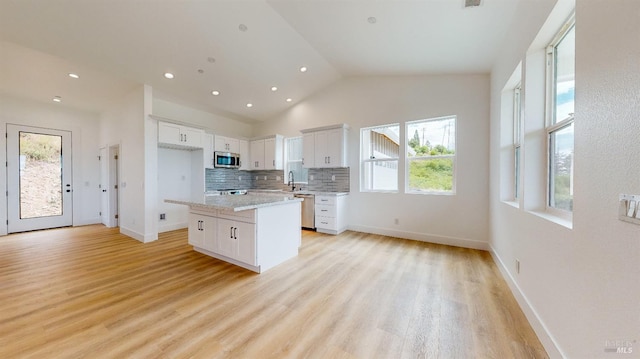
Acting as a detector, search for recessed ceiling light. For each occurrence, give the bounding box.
[211,90,220,96]
[239,24,248,32]
[286,98,292,102]
[367,17,377,24]
[271,86,278,92]
[246,103,253,108]
[68,73,79,79]
[300,66,307,73]
[53,96,62,103]
[164,72,174,79]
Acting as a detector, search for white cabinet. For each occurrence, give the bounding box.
[239,140,250,170]
[301,124,349,168]
[249,135,283,170]
[315,195,348,235]
[158,121,204,149]
[214,135,240,153]
[217,218,256,266]
[204,134,214,169]
[188,213,216,250]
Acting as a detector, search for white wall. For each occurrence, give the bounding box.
[99,86,153,241]
[489,0,640,357]
[0,94,102,235]
[256,75,491,248]
[152,98,253,139]
[157,147,192,232]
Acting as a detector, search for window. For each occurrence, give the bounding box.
[547,19,575,212]
[514,84,522,200]
[360,124,400,192]
[406,116,456,194]
[284,136,308,185]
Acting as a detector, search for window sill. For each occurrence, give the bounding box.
[502,200,520,209]
[528,210,573,229]
[406,190,455,196]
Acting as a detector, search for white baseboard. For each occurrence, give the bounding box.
[489,245,564,358]
[158,221,188,233]
[119,226,157,243]
[347,224,489,250]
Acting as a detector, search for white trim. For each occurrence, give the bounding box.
[348,224,488,250]
[158,221,188,233]
[120,226,158,243]
[489,245,565,359]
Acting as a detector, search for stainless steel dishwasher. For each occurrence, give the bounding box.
[295,194,315,230]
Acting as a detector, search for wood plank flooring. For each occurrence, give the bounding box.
[0,225,548,358]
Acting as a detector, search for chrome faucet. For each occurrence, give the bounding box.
[287,171,296,191]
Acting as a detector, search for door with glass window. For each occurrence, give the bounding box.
[7,125,72,233]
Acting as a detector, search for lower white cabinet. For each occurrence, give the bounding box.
[315,195,348,235]
[185,201,301,273]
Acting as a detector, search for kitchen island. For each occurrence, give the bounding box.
[166,194,302,273]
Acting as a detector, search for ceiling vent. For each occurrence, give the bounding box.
[465,0,482,7]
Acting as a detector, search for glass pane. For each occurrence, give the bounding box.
[19,132,63,219]
[287,137,303,161]
[549,124,574,211]
[407,117,456,158]
[288,161,308,184]
[362,160,397,191]
[408,157,454,193]
[515,146,521,199]
[361,125,400,160]
[554,25,575,124]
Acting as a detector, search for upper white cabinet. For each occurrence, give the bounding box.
[249,135,283,170]
[158,121,204,149]
[238,140,250,170]
[214,135,240,153]
[204,134,215,169]
[301,124,349,168]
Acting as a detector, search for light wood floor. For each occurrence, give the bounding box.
[0,225,547,359]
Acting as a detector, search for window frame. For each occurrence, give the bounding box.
[513,84,522,201]
[545,15,575,218]
[405,115,457,195]
[360,123,400,193]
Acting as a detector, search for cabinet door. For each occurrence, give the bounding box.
[214,135,227,152]
[227,138,240,153]
[158,122,182,146]
[182,127,203,148]
[188,214,207,247]
[234,221,256,266]
[302,133,315,168]
[264,138,276,170]
[239,140,250,170]
[325,129,344,167]
[204,134,214,169]
[314,130,329,167]
[250,140,264,170]
[216,219,237,258]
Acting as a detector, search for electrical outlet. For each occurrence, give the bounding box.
[160,213,166,220]
[331,175,336,181]
[238,176,242,181]
[394,218,399,225]
[619,194,640,225]
[310,175,314,180]
[276,176,281,180]
[515,259,520,274]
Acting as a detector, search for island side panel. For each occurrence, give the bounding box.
[256,201,301,272]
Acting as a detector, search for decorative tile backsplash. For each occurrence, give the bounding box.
[205,167,350,193]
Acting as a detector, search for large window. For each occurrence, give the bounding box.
[284,136,308,185]
[360,124,400,192]
[406,116,456,194]
[547,19,575,212]
[514,84,522,200]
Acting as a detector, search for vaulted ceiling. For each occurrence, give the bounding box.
[0,0,521,123]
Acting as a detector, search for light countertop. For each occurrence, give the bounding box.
[249,189,349,197]
[166,193,302,212]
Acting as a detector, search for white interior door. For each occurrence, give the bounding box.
[7,124,72,233]
[100,147,109,226]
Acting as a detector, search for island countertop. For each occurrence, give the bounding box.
[165,194,303,212]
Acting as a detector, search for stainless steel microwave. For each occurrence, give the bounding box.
[214,151,241,169]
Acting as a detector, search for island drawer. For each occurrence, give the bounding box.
[217,208,256,223]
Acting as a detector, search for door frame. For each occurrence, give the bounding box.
[100,144,120,228]
[6,124,73,233]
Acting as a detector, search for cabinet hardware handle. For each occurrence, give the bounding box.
[233,227,238,239]
[230,226,233,238]
[184,134,187,142]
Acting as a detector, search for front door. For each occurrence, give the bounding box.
[7,124,72,233]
